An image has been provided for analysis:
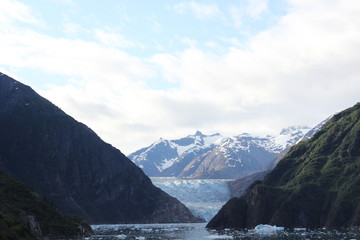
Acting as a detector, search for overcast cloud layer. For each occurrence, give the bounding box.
[1,0,360,154]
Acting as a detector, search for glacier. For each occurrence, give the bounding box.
[151,177,232,221]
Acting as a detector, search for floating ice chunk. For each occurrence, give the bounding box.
[207,234,233,239]
[135,237,145,240]
[294,227,306,231]
[254,224,284,234]
[163,227,179,232]
[115,234,126,239]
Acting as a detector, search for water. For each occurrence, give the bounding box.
[89,223,360,240]
[151,178,233,221]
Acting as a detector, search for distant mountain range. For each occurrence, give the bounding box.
[207,103,360,229]
[0,73,201,225]
[129,127,311,179]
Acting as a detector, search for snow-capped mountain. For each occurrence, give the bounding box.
[128,131,223,177]
[268,126,312,152]
[301,116,332,141]
[128,127,311,179]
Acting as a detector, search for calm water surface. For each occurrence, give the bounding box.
[89,223,360,240]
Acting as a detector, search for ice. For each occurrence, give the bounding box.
[207,234,233,239]
[294,227,306,231]
[115,235,126,239]
[90,223,360,240]
[151,178,232,221]
[253,224,284,235]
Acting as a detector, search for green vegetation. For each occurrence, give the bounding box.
[0,172,93,238]
[0,214,34,240]
[208,103,360,229]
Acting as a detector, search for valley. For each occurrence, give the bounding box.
[0,72,358,239]
[151,177,233,221]
[129,125,325,221]
[1,1,360,238]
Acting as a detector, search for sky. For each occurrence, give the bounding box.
[1,0,360,154]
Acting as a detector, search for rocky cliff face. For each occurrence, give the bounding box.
[207,103,360,229]
[0,73,202,224]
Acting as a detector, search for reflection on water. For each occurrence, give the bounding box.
[89,223,360,240]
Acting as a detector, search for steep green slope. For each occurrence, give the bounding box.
[0,214,33,240]
[0,172,92,239]
[207,103,360,229]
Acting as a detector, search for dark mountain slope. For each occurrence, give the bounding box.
[0,172,92,239]
[207,103,360,229]
[0,73,201,224]
[229,170,270,198]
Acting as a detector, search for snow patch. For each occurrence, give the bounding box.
[160,157,177,171]
[115,234,126,239]
[176,143,195,156]
[203,134,223,145]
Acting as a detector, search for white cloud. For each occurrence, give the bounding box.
[179,37,198,48]
[94,28,137,48]
[63,22,88,37]
[1,0,360,155]
[0,0,39,25]
[151,0,360,142]
[148,15,162,33]
[0,25,155,153]
[246,0,268,19]
[229,6,243,28]
[54,0,74,4]
[229,0,268,29]
[174,1,221,20]
[0,30,151,82]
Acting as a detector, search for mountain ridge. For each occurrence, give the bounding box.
[207,103,360,229]
[129,127,311,179]
[0,72,202,224]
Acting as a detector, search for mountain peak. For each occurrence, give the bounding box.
[195,130,205,136]
[279,125,311,135]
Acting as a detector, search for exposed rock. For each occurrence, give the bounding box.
[23,215,42,236]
